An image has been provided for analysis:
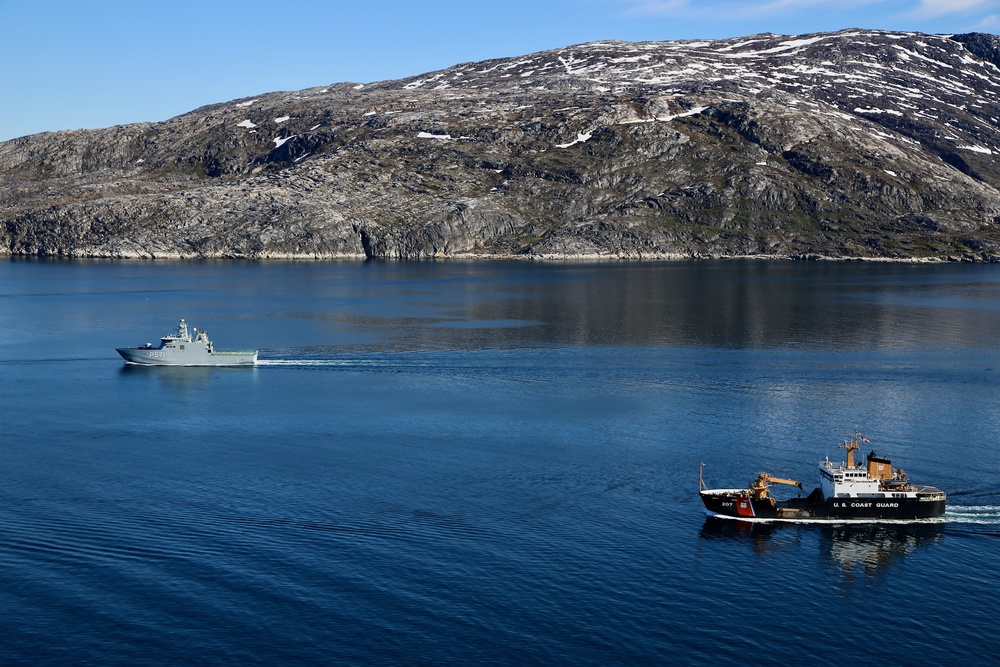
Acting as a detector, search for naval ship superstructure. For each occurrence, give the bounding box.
[116,319,257,366]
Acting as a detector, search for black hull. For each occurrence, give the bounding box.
[700,490,945,521]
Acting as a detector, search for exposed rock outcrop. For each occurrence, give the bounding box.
[4,30,1000,261]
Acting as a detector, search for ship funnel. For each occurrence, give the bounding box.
[866,450,893,480]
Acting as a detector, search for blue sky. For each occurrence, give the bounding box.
[1,0,998,142]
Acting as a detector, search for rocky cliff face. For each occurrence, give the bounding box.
[4,29,1000,260]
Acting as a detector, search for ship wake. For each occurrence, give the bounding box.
[256,359,388,367]
[946,506,1000,524]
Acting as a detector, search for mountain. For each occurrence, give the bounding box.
[4,29,1000,261]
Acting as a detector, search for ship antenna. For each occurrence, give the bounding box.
[699,462,707,491]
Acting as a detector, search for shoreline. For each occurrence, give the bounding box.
[0,250,994,263]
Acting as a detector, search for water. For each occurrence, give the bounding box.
[2,259,999,665]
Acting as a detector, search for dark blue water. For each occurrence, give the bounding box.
[2,259,999,665]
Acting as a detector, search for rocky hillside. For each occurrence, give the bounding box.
[4,29,1000,260]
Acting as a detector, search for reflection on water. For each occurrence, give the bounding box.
[267,261,1000,351]
[700,517,945,584]
[699,515,804,557]
[464,262,1000,350]
[6,259,1000,355]
[821,522,945,585]
[118,363,258,390]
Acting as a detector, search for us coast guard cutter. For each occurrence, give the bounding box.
[699,432,946,521]
[116,319,258,366]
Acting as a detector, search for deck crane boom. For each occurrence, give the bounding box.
[749,472,803,500]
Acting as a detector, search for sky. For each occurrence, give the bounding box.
[1,0,998,142]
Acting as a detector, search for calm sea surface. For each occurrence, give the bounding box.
[2,259,999,665]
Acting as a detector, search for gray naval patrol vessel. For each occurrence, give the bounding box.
[116,319,258,366]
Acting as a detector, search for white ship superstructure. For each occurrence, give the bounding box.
[817,436,945,506]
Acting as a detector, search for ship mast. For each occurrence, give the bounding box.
[839,431,863,468]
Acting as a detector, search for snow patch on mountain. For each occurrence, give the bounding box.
[556,131,593,148]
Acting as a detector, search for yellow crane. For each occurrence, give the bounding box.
[749,472,802,500]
